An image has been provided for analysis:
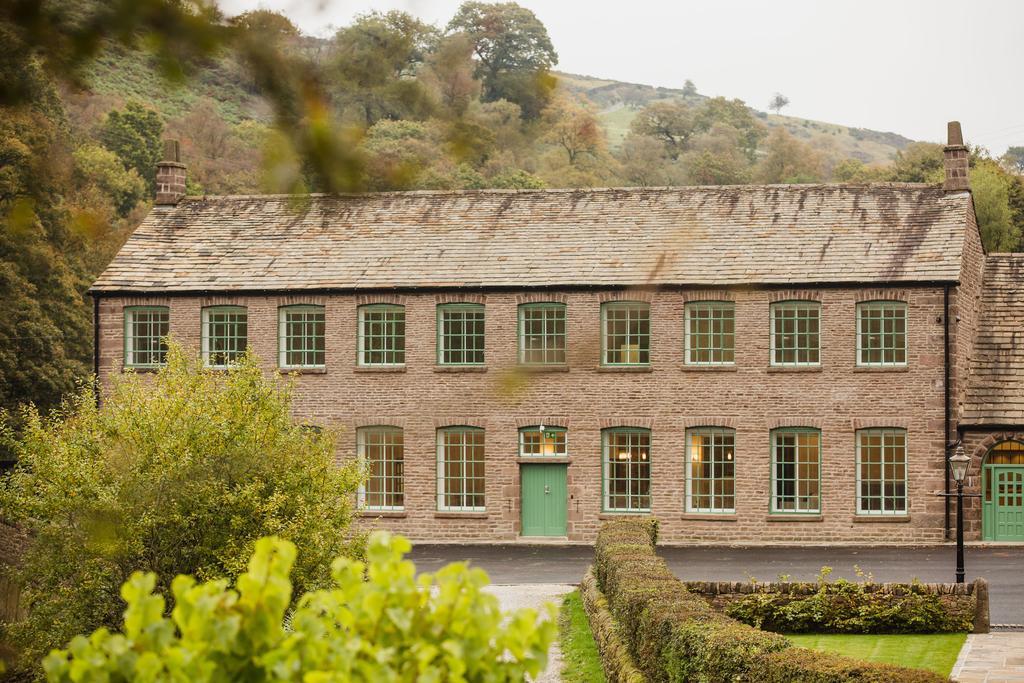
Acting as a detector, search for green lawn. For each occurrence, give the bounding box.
[558,590,605,683]
[786,633,967,676]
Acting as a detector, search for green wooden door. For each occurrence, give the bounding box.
[987,467,1024,541]
[521,464,567,537]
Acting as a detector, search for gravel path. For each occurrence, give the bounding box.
[484,583,575,682]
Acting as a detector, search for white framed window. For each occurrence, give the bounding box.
[685,302,735,365]
[770,301,821,366]
[686,428,735,513]
[279,305,325,369]
[437,304,485,365]
[857,301,907,367]
[201,306,248,368]
[357,427,404,511]
[437,427,485,511]
[771,429,821,514]
[124,306,169,368]
[519,426,567,457]
[358,304,405,366]
[601,302,651,366]
[519,303,567,365]
[602,428,651,512]
[857,428,908,515]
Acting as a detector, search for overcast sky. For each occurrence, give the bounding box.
[218,0,1024,155]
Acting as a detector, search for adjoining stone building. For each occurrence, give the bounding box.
[90,123,1024,544]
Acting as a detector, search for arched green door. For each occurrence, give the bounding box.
[982,441,1024,542]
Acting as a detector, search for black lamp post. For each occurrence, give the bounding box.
[948,444,971,584]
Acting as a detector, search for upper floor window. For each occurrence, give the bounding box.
[519,426,567,457]
[124,306,170,369]
[602,428,651,512]
[857,428,908,515]
[437,427,485,511]
[770,301,820,366]
[519,303,567,365]
[685,302,735,365]
[857,301,907,367]
[771,429,821,514]
[202,306,247,368]
[602,302,650,366]
[358,304,405,367]
[438,304,485,365]
[279,305,325,369]
[358,426,404,511]
[686,428,735,513]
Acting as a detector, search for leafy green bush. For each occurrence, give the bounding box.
[725,574,971,634]
[593,518,946,683]
[0,346,363,675]
[43,531,555,682]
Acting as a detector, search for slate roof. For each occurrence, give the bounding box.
[963,255,1024,425]
[91,184,973,293]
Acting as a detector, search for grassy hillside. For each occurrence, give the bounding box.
[555,71,913,165]
[79,52,914,167]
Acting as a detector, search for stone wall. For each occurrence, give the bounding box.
[96,284,950,543]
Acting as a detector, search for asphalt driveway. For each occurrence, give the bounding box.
[409,544,1024,626]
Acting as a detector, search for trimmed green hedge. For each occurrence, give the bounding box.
[579,568,643,683]
[594,518,947,683]
[724,579,973,634]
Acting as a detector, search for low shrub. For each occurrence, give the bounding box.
[725,575,971,633]
[578,569,642,683]
[594,518,946,682]
[43,530,556,682]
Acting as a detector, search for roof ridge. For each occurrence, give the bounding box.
[173,182,942,203]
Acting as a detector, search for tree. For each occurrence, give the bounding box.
[447,2,558,118]
[1002,146,1024,174]
[543,98,604,166]
[755,128,823,184]
[228,9,300,40]
[616,133,676,187]
[98,101,164,191]
[971,159,1021,251]
[769,92,790,115]
[629,101,695,159]
[422,33,481,117]
[692,97,766,161]
[43,532,556,682]
[331,11,440,126]
[682,79,698,98]
[0,346,363,675]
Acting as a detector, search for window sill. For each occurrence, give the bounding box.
[517,457,570,464]
[764,514,824,522]
[596,365,653,373]
[354,365,406,373]
[279,367,327,375]
[853,365,910,373]
[433,365,487,373]
[598,511,651,519]
[517,364,570,373]
[852,514,911,523]
[681,364,738,372]
[358,510,407,519]
[122,366,160,374]
[766,365,823,373]
[433,511,489,519]
[681,513,737,522]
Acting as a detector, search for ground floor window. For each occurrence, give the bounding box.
[358,427,404,511]
[124,306,170,368]
[771,429,821,514]
[857,428,907,515]
[603,428,651,512]
[519,426,567,457]
[437,427,485,511]
[686,428,735,513]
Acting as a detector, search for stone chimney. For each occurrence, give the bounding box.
[943,121,970,193]
[155,139,186,205]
